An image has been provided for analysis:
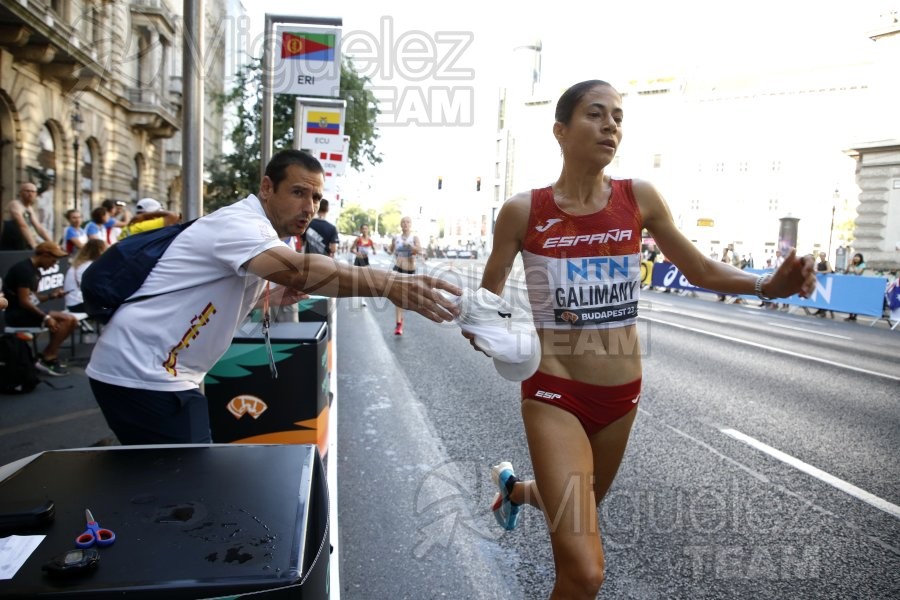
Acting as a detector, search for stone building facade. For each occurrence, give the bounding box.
[0,0,229,242]
[848,14,900,272]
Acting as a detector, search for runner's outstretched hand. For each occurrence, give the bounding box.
[770,248,817,298]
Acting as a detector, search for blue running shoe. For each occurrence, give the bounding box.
[491,461,521,530]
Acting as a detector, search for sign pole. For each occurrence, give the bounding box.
[182,0,204,220]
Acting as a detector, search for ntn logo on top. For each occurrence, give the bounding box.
[565,256,635,281]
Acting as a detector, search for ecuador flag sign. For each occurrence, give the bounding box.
[306,110,341,135]
[282,32,336,61]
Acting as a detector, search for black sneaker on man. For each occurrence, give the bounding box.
[35,357,69,377]
[35,353,68,369]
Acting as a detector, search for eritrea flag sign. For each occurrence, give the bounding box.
[273,25,341,97]
[281,32,336,61]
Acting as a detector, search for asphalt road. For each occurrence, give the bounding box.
[2,255,897,599]
[337,257,900,599]
[0,345,115,468]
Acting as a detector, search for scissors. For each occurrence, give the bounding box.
[75,509,116,548]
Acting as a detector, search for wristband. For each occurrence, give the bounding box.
[754,274,774,301]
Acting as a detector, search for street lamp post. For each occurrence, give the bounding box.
[513,41,542,96]
[71,101,83,211]
[827,189,838,262]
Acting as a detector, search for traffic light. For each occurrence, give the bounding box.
[437,176,443,190]
[476,176,481,192]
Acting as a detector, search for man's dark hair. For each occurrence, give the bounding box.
[555,79,616,124]
[318,199,329,213]
[91,206,108,223]
[101,199,125,211]
[265,150,324,191]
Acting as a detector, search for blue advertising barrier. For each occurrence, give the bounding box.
[649,262,887,317]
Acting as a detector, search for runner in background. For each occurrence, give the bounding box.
[350,224,376,307]
[388,216,422,335]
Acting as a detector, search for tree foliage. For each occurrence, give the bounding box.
[335,204,371,235]
[205,56,381,213]
[336,201,402,237]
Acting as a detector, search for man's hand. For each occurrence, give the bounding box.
[386,274,461,323]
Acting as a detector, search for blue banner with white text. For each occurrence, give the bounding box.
[649,262,887,317]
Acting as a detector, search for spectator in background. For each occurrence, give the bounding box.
[101,199,130,243]
[63,209,88,255]
[2,242,78,375]
[63,238,108,313]
[730,246,741,269]
[815,251,833,274]
[118,198,180,240]
[843,252,866,321]
[717,247,732,302]
[813,251,834,318]
[0,182,53,250]
[85,206,109,241]
[306,199,339,257]
[774,249,785,268]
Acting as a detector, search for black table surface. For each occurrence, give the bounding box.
[0,444,320,598]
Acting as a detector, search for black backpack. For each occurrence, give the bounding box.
[82,219,195,323]
[0,333,40,394]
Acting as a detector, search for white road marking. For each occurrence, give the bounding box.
[721,428,900,519]
[640,315,900,382]
[637,410,900,554]
[329,314,342,599]
[766,322,853,340]
[643,299,675,307]
[662,421,770,483]
[654,307,732,325]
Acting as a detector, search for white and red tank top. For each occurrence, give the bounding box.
[356,237,375,255]
[522,180,642,330]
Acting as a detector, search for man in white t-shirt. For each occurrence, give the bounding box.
[86,150,462,444]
